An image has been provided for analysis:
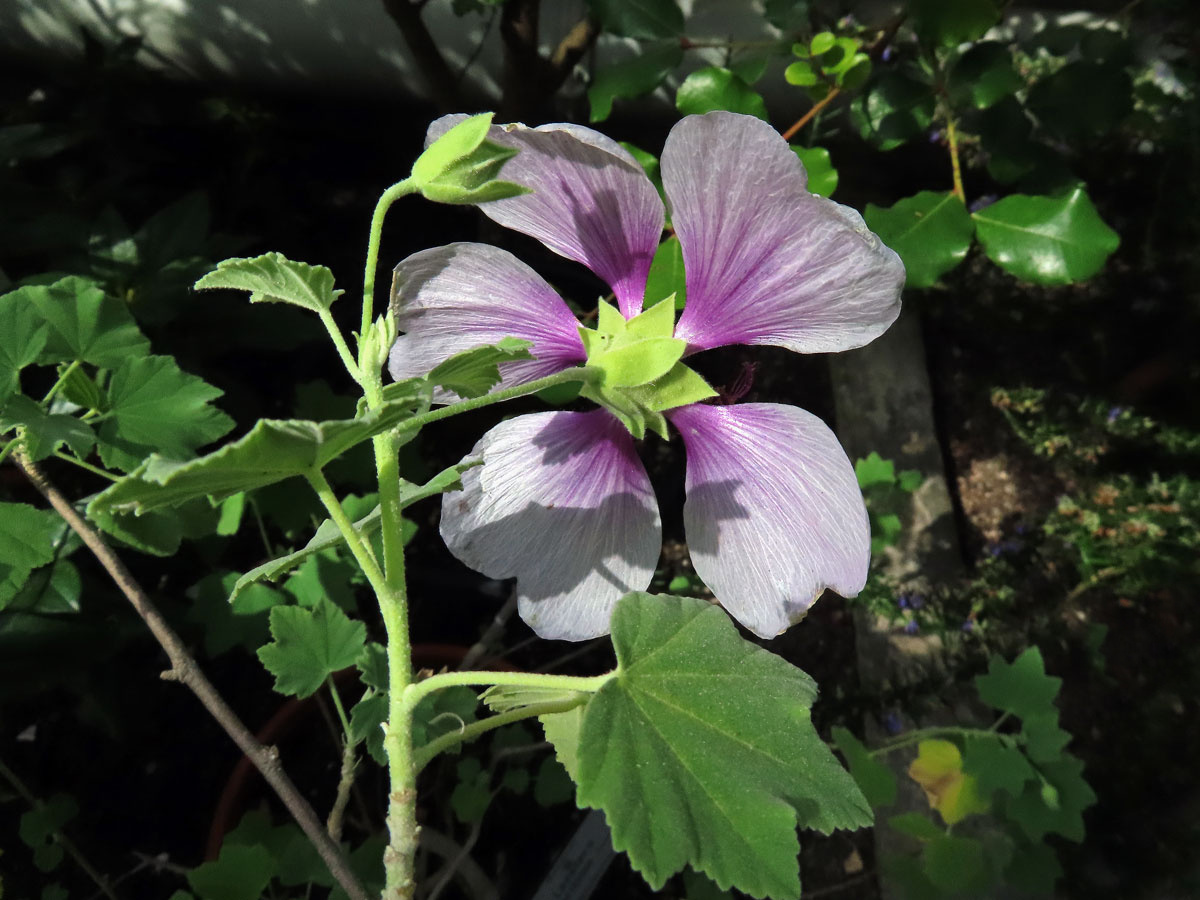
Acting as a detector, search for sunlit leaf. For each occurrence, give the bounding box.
[13,276,149,367]
[257,600,367,698]
[907,739,990,825]
[676,67,768,120]
[973,189,1119,285]
[0,394,95,462]
[865,191,975,288]
[0,502,64,610]
[195,253,341,314]
[428,337,532,399]
[791,145,838,198]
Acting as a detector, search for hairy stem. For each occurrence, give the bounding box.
[319,309,363,385]
[13,454,369,900]
[361,178,416,344]
[405,669,613,710]
[414,694,589,772]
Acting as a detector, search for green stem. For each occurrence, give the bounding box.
[0,436,20,467]
[361,178,417,344]
[0,756,121,900]
[53,450,119,481]
[42,359,82,404]
[414,694,589,772]
[327,676,353,737]
[305,469,388,597]
[319,309,363,385]
[404,669,613,710]
[868,725,1017,758]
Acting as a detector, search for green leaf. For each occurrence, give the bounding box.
[413,685,479,756]
[962,737,1035,800]
[7,559,82,614]
[575,593,870,897]
[0,289,49,401]
[88,392,427,514]
[18,793,77,872]
[1027,62,1132,141]
[855,451,895,489]
[974,647,1061,721]
[784,61,817,87]
[357,642,388,691]
[87,500,186,557]
[791,146,838,198]
[675,67,768,119]
[13,277,149,368]
[1007,755,1095,843]
[586,0,683,39]
[620,142,664,202]
[888,811,944,841]
[540,703,585,782]
[864,191,975,288]
[186,571,285,657]
[911,0,1000,47]
[1022,713,1071,763]
[832,726,897,808]
[851,72,935,151]
[428,337,533,399]
[283,553,358,611]
[97,354,233,468]
[898,470,923,492]
[349,692,388,764]
[949,42,1022,109]
[0,502,64,610]
[972,188,1120,285]
[534,755,575,807]
[451,757,493,823]
[644,237,686,310]
[0,394,95,462]
[923,835,987,894]
[256,601,367,698]
[195,252,341,314]
[589,42,683,123]
[187,843,275,900]
[1004,841,1063,894]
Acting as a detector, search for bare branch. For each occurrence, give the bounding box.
[14,453,370,900]
[381,0,463,113]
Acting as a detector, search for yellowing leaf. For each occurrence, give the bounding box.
[907,739,990,825]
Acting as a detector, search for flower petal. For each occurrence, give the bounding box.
[667,402,869,639]
[441,409,661,640]
[661,111,904,354]
[428,115,665,318]
[388,242,585,397]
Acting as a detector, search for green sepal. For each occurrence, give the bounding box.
[596,298,626,336]
[623,297,675,339]
[412,114,529,205]
[627,362,717,413]
[593,337,685,388]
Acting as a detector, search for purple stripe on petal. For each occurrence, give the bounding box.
[441,410,661,641]
[428,116,665,319]
[667,402,870,639]
[662,112,904,354]
[388,242,585,400]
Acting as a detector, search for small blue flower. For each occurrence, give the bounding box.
[883,711,904,735]
[904,620,920,635]
[1107,406,1125,424]
[897,593,910,609]
[961,620,975,632]
[969,194,998,213]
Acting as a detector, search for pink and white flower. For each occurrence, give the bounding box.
[389,111,904,640]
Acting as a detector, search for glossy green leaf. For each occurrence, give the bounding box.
[865,191,975,288]
[832,725,897,808]
[974,646,1061,721]
[97,354,232,468]
[257,600,367,698]
[88,389,426,515]
[589,42,683,122]
[575,593,871,897]
[428,337,533,399]
[949,42,1022,108]
[783,61,818,87]
[644,237,686,310]
[586,0,683,39]
[187,843,275,900]
[911,0,1000,47]
[962,737,1035,800]
[851,73,936,151]
[14,277,149,368]
[0,290,49,401]
[619,142,664,202]
[0,394,95,462]
[675,67,768,120]
[194,253,341,314]
[790,145,838,198]
[973,188,1118,284]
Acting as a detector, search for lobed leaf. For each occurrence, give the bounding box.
[194,253,341,314]
[12,276,149,368]
[974,646,1061,721]
[257,600,367,698]
[0,502,66,610]
[571,593,870,898]
[0,290,49,401]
